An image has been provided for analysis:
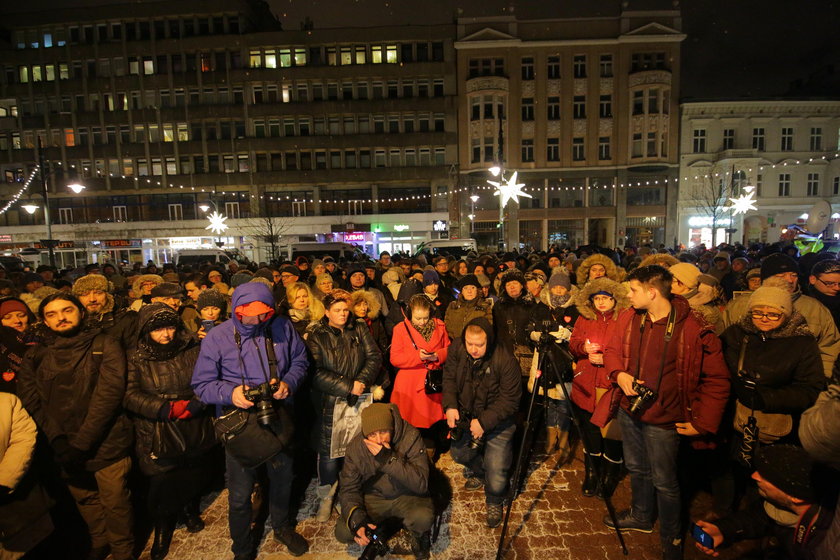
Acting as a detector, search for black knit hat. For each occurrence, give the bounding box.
[458,274,481,291]
[760,253,800,281]
[150,282,184,298]
[196,289,227,311]
[755,444,815,502]
[138,302,181,335]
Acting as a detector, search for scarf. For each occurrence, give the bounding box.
[550,293,571,309]
[414,318,436,342]
[289,308,311,323]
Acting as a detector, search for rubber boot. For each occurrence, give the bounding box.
[150,516,176,560]
[598,455,623,499]
[582,453,602,497]
[544,426,559,455]
[315,482,337,522]
[556,429,571,466]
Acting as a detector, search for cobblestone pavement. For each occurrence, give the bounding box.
[140,446,738,560]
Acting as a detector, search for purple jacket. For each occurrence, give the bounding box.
[191,283,308,409]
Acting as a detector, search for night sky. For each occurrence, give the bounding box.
[2,0,838,99]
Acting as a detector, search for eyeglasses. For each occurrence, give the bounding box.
[817,277,840,289]
[750,310,783,321]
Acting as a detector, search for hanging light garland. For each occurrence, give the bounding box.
[0,166,40,216]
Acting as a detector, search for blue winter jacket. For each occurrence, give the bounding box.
[191,282,309,410]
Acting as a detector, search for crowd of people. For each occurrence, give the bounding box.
[0,241,838,560]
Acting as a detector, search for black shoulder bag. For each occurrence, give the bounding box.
[150,365,216,461]
[212,326,295,468]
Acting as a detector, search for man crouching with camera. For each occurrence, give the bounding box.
[600,265,730,560]
[336,403,434,560]
[443,317,522,528]
[192,283,309,560]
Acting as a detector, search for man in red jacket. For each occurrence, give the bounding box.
[602,265,730,560]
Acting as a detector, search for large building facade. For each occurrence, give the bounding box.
[678,100,840,248]
[454,6,683,250]
[0,0,457,265]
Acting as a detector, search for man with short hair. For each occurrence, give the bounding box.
[723,254,840,377]
[602,265,730,560]
[19,293,134,560]
[22,272,44,294]
[433,257,455,294]
[378,251,392,270]
[73,273,138,351]
[443,317,521,528]
[150,282,185,312]
[336,403,433,560]
[807,259,840,327]
[183,273,209,304]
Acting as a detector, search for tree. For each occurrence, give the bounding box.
[684,163,737,247]
[243,215,294,263]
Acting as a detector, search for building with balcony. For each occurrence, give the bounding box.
[677,100,840,248]
[0,0,457,265]
[454,3,683,250]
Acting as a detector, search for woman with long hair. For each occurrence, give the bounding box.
[284,282,325,339]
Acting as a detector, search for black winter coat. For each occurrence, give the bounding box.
[87,308,139,352]
[442,318,521,433]
[306,318,383,455]
[18,328,132,472]
[721,312,825,416]
[493,292,551,352]
[124,338,209,476]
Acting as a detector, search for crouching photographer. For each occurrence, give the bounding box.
[336,403,434,560]
[443,317,522,528]
[191,283,310,559]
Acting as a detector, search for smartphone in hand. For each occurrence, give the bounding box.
[692,524,714,549]
[201,320,216,332]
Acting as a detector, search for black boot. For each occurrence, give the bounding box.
[183,500,205,533]
[598,456,623,499]
[582,453,602,497]
[410,531,432,560]
[150,516,176,560]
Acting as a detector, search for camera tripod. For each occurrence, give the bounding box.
[495,335,628,559]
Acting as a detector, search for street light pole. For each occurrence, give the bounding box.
[37,139,56,267]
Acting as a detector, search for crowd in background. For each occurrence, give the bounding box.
[0,238,838,560]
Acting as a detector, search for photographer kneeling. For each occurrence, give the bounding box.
[336,403,433,559]
[443,317,522,528]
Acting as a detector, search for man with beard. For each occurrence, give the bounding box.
[73,274,139,351]
[18,293,134,560]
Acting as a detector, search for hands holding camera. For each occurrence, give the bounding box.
[354,523,377,547]
[231,379,290,409]
[616,372,640,396]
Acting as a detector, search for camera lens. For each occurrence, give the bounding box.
[254,398,276,426]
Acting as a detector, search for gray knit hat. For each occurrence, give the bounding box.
[196,289,227,311]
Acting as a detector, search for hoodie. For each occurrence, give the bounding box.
[191,282,308,409]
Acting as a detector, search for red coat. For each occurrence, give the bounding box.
[569,309,620,413]
[599,296,731,448]
[390,318,449,429]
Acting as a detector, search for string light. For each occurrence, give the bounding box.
[0,166,40,216]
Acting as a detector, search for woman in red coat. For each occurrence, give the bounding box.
[569,277,630,499]
[390,294,450,459]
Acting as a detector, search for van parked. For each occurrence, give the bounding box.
[415,239,477,259]
[174,249,236,268]
[279,242,364,262]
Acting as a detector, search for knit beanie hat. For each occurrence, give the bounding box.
[23,272,43,286]
[72,274,111,295]
[150,282,184,299]
[713,251,731,263]
[230,272,253,288]
[749,286,792,316]
[669,263,701,290]
[746,267,762,281]
[361,403,394,437]
[761,253,799,281]
[279,264,301,277]
[548,271,571,290]
[347,264,366,279]
[754,444,815,502]
[458,274,481,291]
[162,272,180,283]
[196,289,227,311]
[138,302,181,335]
[422,270,440,287]
[311,259,325,270]
[0,298,28,318]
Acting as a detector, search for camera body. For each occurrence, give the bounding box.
[628,380,657,415]
[449,411,484,450]
[359,526,390,559]
[244,381,278,427]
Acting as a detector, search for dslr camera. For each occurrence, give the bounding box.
[359,525,389,559]
[628,380,657,415]
[244,381,279,427]
[449,411,484,450]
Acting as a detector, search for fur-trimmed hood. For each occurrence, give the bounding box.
[350,289,382,319]
[737,309,813,340]
[575,253,623,286]
[574,277,631,320]
[131,274,163,295]
[638,253,679,269]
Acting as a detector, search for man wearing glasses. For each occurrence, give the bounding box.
[807,259,840,327]
[722,253,840,378]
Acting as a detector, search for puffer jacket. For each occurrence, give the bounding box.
[493,271,551,353]
[18,327,133,472]
[339,404,428,532]
[444,294,493,340]
[85,300,139,352]
[124,305,208,476]
[721,311,824,417]
[306,317,383,456]
[442,317,521,433]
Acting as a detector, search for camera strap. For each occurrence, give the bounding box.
[634,306,676,396]
[736,335,755,414]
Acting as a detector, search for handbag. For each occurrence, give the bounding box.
[402,322,443,395]
[151,416,215,460]
[732,336,793,445]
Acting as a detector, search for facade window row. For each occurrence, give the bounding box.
[693,125,839,153]
[248,41,444,68]
[471,51,665,80]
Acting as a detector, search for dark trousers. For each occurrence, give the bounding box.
[147,461,211,519]
[334,493,434,543]
[449,422,515,505]
[225,450,294,557]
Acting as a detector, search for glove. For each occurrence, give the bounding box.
[734,378,765,410]
[178,399,204,420]
[170,400,191,419]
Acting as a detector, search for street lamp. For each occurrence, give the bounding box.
[67,183,85,194]
[198,204,210,213]
[22,204,38,214]
[469,194,479,234]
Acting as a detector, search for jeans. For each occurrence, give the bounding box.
[544,397,570,431]
[449,422,515,505]
[318,454,343,486]
[226,449,294,556]
[618,409,682,542]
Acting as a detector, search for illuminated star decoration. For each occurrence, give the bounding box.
[205,211,229,235]
[488,171,532,208]
[728,190,758,215]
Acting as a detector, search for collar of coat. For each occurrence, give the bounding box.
[737,309,813,340]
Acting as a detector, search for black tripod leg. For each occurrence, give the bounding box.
[495,349,548,560]
[552,359,628,556]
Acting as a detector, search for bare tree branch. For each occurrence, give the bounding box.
[242,215,295,263]
[685,163,736,246]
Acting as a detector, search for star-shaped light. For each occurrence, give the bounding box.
[488,171,531,208]
[205,211,229,235]
[728,190,757,215]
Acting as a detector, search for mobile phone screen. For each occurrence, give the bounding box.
[201,320,215,332]
[692,524,714,549]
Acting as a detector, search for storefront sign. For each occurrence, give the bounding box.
[33,240,75,249]
[344,232,366,242]
[0,235,11,243]
[433,220,448,232]
[102,239,142,249]
[393,224,410,232]
[168,237,203,249]
[688,216,732,227]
